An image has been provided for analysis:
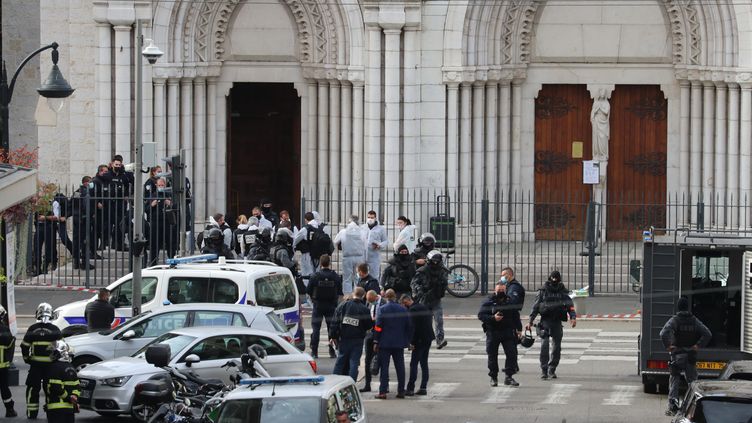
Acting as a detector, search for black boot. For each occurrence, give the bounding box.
[548,368,557,379]
[4,400,17,418]
[328,345,337,358]
[541,368,549,379]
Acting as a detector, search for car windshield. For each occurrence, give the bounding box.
[98,311,154,336]
[698,398,752,423]
[133,333,197,361]
[265,311,288,333]
[217,397,320,423]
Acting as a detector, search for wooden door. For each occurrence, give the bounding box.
[227,83,301,222]
[534,84,593,240]
[607,85,667,241]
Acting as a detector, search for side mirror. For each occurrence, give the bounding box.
[121,330,136,340]
[185,354,200,367]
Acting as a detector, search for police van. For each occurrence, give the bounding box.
[639,229,752,394]
[52,255,303,349]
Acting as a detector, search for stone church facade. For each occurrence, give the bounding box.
[27,0,752,231]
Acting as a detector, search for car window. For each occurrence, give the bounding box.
[337,384,363,421]
[325,395,338,423]
[698,399,752,422]
[134,333,197,360]
[193,311,238,327]
[217,398,320,423]
[231,313,247,327]
[243,335,286,356]
[184,335,244,362]
[167,278,239,304]
[264,311,288,333]
[110,277,158,307]
[254,274,296,310]
[129,311,188,339]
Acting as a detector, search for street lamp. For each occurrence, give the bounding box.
[0,42,74,386]
[131,20,163,317]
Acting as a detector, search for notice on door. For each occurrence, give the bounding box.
[583,160,600,185]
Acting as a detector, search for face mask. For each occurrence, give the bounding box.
[262,206,271,212]
[87,182,94,189]
[157,187,166,193]
[500,276,508,284]
[367,218,376,225]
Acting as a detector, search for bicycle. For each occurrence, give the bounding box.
[442,249,479,298]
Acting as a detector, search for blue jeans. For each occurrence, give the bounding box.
[407,343,430,391]
[333,338,365,381]
[378,348,405,395]
[431,301,445,343]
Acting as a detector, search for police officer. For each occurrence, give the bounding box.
[410,250,449,349]
[526,270,576,380]
[44,340,80,423]
[270,228,297,274]
[660,296,712,416]
[306,254,342,358]
[71,177,95,271]
[201,228,236,259]
[360,290,385,393]
[259,198,280,229]
[106,155,134,251]
[355,264,381,293]
[247,227,273,261]
[412,233,436,268]
[330,287,373,381]
[0,306,17,417]
[479,281,521,387]
[381,243,416,299]
[21,303,63,419]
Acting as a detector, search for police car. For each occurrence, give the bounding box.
[214,375,367,423]
[52,255,304,349]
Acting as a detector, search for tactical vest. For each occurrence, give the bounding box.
[675,316,701,347]
[539,288,567,320]
[313,276,338,302]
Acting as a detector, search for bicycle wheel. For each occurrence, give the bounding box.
[446,264,479,297]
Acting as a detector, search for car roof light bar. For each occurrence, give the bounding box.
[238,376,325,386]
[166,254,219,267]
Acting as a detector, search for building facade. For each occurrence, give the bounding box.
[29,0,752,234]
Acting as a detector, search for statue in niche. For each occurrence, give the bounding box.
[591,88,610,161]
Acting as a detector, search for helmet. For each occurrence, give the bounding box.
[48,340,73,362]
[419,233,436,247]
[426,250,443,265]
[36,303,53,323]
[208,228,223,241]
[275,227,293,243]
[520,328,535,348]
[548,270,562,284]
[259,228,272,243]
[0,305,6,322]
[395,243,410,254]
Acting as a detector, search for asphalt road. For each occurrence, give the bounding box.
[6,319,673,423]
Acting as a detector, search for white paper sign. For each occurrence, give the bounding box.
[583,161,600,185]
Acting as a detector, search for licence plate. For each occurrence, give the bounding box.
[696,361,725,370]
[80,390,92,399]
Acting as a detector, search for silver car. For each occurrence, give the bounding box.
[76,326,316,418]
[66,303,292,370]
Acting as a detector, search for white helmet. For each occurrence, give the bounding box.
[426,249,443,264]
[49,340,73,362]
[36,303,53,323]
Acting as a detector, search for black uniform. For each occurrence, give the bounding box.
[45,360,80,423]
[381,253,416,298]
[33,212,58,274]
[406,302,435,393]
[84,299,115,332]
[145,187,177,266]
[0,321,16,415]
[21,322,62,418]
[200,237,235,259]
[410,263,448,345]
[330,298,373,381]
[356,275,381,293]
[529,281,576,378]
[479,291,521,384]
[92,173,112,249]
[105,168,134,250]
[270,242,296,274]
[247,230,272,261]
[306,268,342,357]
[660,309,712,410]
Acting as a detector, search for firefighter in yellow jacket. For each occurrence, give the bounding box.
[0,305,18,417]
[44,340,79,423]
[21,303,62,419]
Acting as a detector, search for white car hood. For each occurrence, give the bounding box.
[78,356,165,379]
[66,331,108,348]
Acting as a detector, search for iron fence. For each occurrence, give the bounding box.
[15,185,752,295]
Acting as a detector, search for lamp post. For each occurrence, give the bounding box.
[131,20,163,317]
[0,42,74,385]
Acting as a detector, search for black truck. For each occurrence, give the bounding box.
[639,229,752,394]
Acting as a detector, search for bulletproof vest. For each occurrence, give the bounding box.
[313,274,338,302]
[270,245,288,267]
[674,315,702,347]
[540,286,567,319]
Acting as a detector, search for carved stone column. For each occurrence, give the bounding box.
[193,78,207,225]
[352,82,364,193]
[498,80,511,220]
[727,84,740,225]
[459,83,472,223]
[113,25,132,161]
[307,82,318,191]
[446,83,459,193]
[180,78,194,185]
[207,79,217,210]
[341,82,353,193]
[485,82,498,193]
[167,78,179,156]
[701,83,715,209]
[714,83,727,225]
[364,26,382,190]
[472,82,485,203]
[740,84,752,224]
[689,82,703,201]
[329,80,341,220]
[96,22,112,165]
[317,81,329,191]
[679,81,691,196]
[153,78,166,159]
[384,28,402,194]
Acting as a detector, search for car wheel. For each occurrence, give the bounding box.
[131,403,156,422]
[72,356,100,372]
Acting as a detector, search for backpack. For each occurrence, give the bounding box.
[305,224,334,258]
[312,275,338,302]
[247,244,271,261]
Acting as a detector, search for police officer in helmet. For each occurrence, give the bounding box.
[660,296,711,416]
[527,270,576,380]
[21,303,63,418]
[478,281,521,387]
[410,250,449,349]
[0,305,17,417]
[44,340,80,423]
[201,227,235,259]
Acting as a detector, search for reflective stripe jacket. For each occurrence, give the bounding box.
[0,324,15,368]
[45,361,80,412]
[21,322,62,363]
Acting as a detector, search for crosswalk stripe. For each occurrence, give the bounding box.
[603,385,640,406]
[418,382,461,402]
[598,332,640,337]
[579,355,636,361]
[542,383,581,405]
[428,357,462,363]
[520,358,579,365]
[481,386,517,404]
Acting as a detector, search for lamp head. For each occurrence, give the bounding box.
[38,46,74,99]
[142,39,163,65]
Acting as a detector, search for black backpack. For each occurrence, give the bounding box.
[305,224,334,258]
[313,276,338,302]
